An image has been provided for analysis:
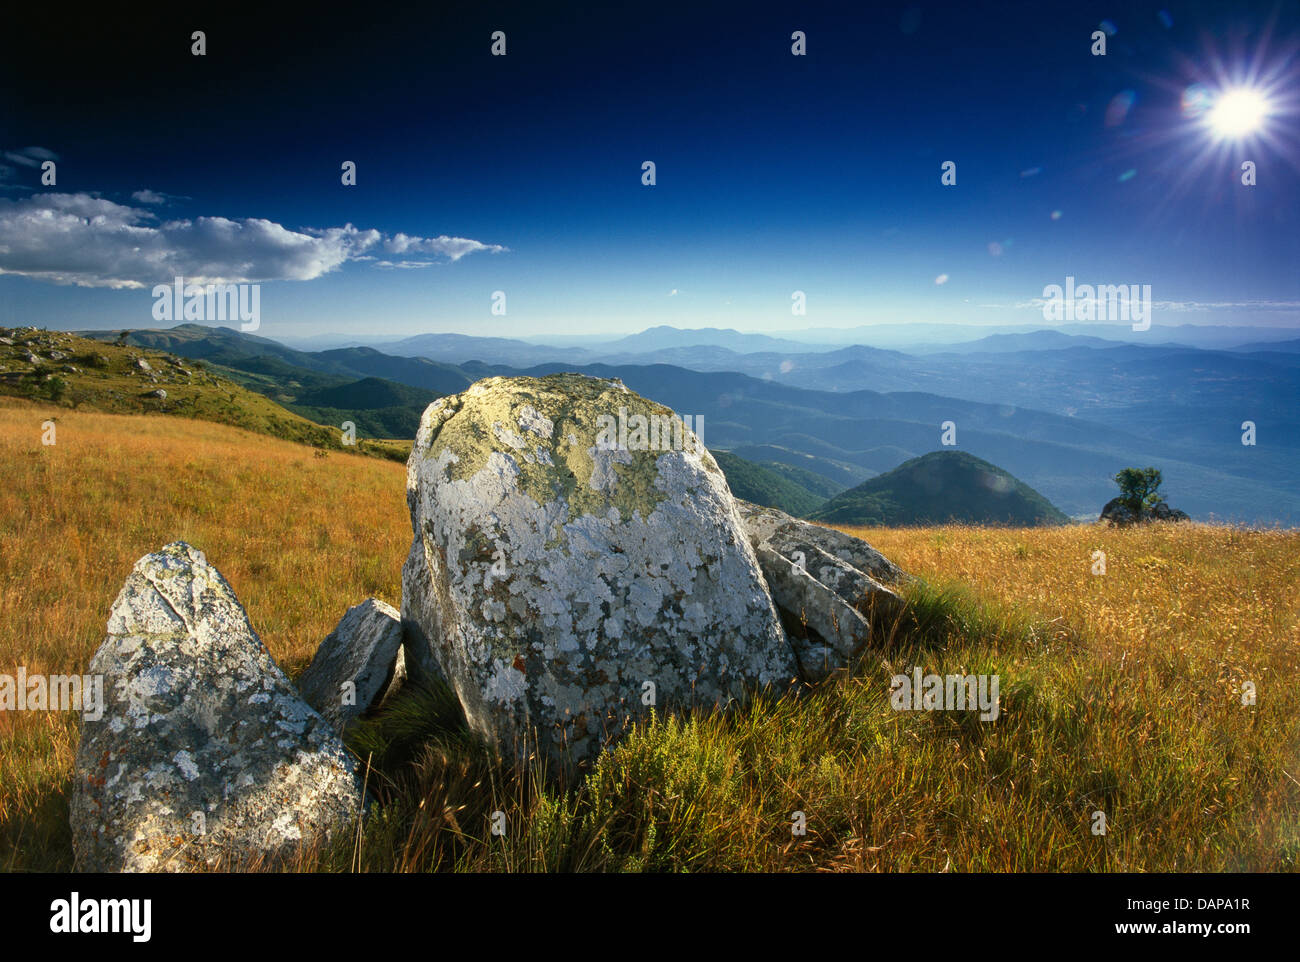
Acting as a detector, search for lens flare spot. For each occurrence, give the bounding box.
[1105,90,1137,127]
[1182,83,1212,118]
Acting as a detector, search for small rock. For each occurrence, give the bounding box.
[737,500,904,682]
[147,389,167,399]
[736,500,905,584]
[1101,497,1190,525]
[135,358,152,372]
[298,599,406,731]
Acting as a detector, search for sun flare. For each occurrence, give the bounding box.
[1207,86,1272,139]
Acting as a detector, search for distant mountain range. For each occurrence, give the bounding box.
[81,322,1300,525]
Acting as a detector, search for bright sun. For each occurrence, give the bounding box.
[1207,87,1271,138]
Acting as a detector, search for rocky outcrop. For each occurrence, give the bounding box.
[1101,498,1191,526]
[402,374,798,774]
[736,500,904,681]
[736,499,905,584]
[70,543,364,872]
[298,598,406,731]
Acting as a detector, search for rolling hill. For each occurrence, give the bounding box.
[810,451,1071,526]
[710,450,828,517]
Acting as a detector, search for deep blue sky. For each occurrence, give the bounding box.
[1,0,1297,338]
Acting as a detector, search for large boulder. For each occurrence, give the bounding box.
[70,542,364,872]
[298,598,406,731]
[402,374,797,773]
[736,500,904,681]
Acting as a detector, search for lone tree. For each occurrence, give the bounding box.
[1113,466,1164,513]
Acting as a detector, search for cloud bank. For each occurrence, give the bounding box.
[0,192,507,289]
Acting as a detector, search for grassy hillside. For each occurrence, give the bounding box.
[91,324,473,395]
[2,399,1296,872]
[750,458,847,500]
[813,451,1071,526]
[0,326,406,461]
[711,450,827,517]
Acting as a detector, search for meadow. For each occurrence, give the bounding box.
[1,398,1296,872]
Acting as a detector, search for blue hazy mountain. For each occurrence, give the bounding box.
[97,324,1300,525]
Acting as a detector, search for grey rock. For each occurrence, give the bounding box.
[737,501,904,682]
[0,336,13,346]
[147,389,167,399]
[399,541,451,688]
[70,542,364,872]
[735,499,905,584]
[403,374,797,774]
[299,599,406,731]
[135,358,152,372]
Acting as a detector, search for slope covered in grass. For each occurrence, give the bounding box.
[711,449,827,517]
[0,326,405,460]
[1,399,1296,872]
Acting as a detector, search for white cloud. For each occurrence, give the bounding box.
[374,259,437,270]
[0,192,507,289]
[2,146,58,169]
[382,232,508,261]
[130,188,190,205]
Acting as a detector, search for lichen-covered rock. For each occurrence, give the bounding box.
[402,374,797,773]
[298,598,406,731]
[70,542,364,872]
[736,500,904,682]
[735,499,905,584]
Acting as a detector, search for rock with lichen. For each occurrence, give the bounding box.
[735,500,904,682]
[401,373,797,774]
[298,598,406,731]
[70,542,364,872]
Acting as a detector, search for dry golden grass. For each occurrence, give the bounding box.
[2,397,1297,872]
[0,398,409,869]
